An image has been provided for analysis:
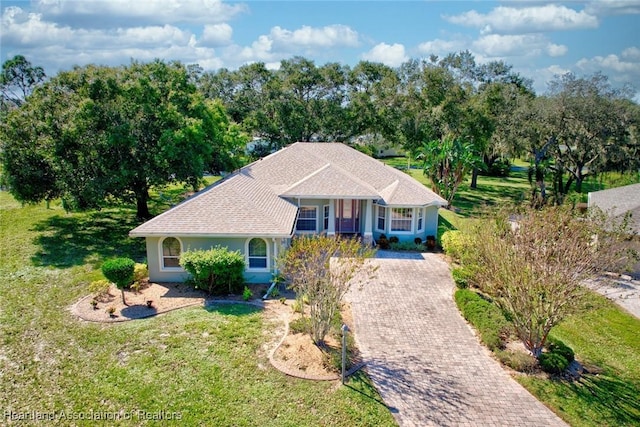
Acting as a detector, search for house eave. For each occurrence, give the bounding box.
[284,194,379,200]
[129,232,294,239]
[375,201,447,208]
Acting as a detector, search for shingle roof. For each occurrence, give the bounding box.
[130,142,447,237]
[588,183,640,233]
[129,173,298,237]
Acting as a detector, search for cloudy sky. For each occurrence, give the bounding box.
[1,0,639,98]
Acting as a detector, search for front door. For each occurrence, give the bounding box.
[336,199,360,233]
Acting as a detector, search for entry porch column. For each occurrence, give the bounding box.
[363,199,373,244]
[328,199,336,236]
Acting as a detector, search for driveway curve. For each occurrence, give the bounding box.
[346,251,566,427]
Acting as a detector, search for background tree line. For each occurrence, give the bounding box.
[2,52,639,215]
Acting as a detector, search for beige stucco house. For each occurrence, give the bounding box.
[130,142,447,283]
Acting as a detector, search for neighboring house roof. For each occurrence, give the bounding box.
[130,142,447,238]
[588,183,640,233]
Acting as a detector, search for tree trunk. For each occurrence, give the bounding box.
[470,168,479,189]
[121,288,128,306]
[135,189,151,219]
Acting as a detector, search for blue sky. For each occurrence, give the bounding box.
[1,1,639,98]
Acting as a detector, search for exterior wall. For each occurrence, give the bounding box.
[372,204,440,243]
[290,198,330,234]
[291,198,372,237]
[423,205,439,239]
[146,236,287,284]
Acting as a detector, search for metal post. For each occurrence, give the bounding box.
[341,324,349,384]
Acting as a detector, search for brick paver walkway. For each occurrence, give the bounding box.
[346,251,567,427]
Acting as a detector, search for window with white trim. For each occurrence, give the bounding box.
[161,237,182,269]
[417,208,424,231]
[390,208,412,232]
[248,238,268,269]
[296,206,317,231]
[323,205,330,230]
[376,205,386,231]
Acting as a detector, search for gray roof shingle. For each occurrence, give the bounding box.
[130,142,447,237]
[588,183,640,233]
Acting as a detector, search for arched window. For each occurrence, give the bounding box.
[161,237,182,269]
[247,238,268,269]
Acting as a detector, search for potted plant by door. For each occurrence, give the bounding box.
[426,235,436,250]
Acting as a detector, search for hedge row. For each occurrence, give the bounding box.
[454,288,511,351]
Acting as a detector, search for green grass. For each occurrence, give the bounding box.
[516,293,640,426]
[0,191,395,426]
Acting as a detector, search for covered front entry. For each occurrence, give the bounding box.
[336,199,360,234]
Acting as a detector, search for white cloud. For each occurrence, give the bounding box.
[34,0,248,26]
[0,6,221,73]
[547,43,568,57]
[622,46,640,60]
[238,35,275,62]
[577,52,640,74]
[361,43,408,67]
[269,25,359,50]
[200,23,233,47]
[417,38,467,58]
[1,6,75,47]
[226,24,359,66]
[445,5,599,34]
[471,34,567,58]
[585,0,640,16]
[116,25,193,48]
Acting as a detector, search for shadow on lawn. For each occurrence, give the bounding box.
[564,372,640,425]
[345,370,390,408]
[31,208,146,268]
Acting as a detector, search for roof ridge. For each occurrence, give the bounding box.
[280,162,332,195]
[230,174,297,232]
[379,180,399,204]
[298,143,380,195]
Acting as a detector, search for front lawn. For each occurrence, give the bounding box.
[517,293,640,427]
[0,191,395,426]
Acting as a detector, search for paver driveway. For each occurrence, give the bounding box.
[346,251,566,427]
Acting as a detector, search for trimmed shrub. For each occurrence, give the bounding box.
[539,352,569,374]
[101,258,135,289]
[455,289,511,351]
[451,267,470,289]
[495,350,537,373]
[377,234,389,250]
[389,241,427,251]
[133,263,148,282]
[546,337,575,363]
[179,246,245,295]
[242,286,253,301]
[414,237,423,245]
[388,236,399,244]
[89,279,111,296]
[440,230,473,263]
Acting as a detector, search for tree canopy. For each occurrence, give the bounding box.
[0,59,247,218]
[2,52,638,213]
[0,55,46,111]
